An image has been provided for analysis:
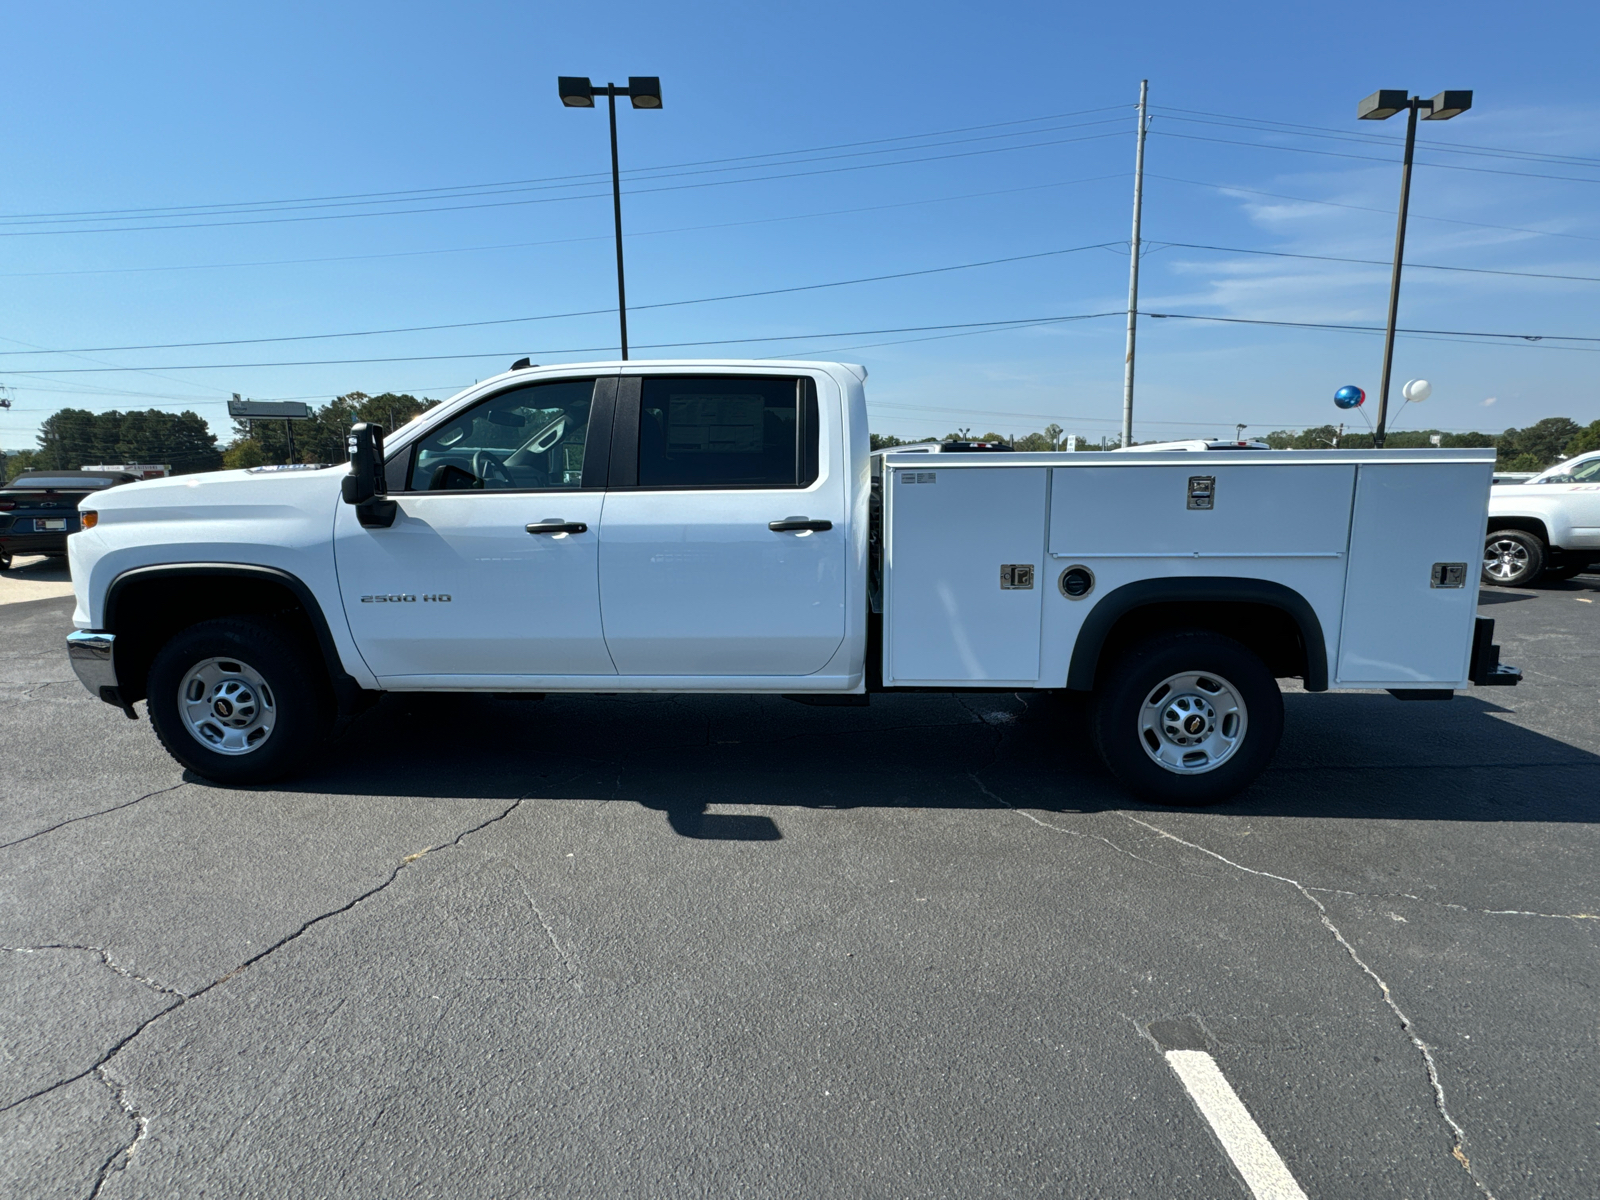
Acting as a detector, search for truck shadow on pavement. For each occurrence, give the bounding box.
[260,686,1600,837]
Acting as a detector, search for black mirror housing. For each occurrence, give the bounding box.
[343,422,398,527]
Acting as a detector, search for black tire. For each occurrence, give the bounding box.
[0,550,11,571]
[146,617,331,785]
[1091,631,1283,806]
[1482,529,1544,587]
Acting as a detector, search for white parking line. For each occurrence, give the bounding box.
[1164,1049,1309,1200]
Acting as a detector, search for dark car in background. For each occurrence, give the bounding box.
[0,469,139,569]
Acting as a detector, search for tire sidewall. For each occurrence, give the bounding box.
[146,618,327,784]
[1092,632,1284,806]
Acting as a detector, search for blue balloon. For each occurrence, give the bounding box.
[1334,385,1366,410]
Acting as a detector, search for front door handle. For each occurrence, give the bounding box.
[768,518,833,532]
[526,521,588,535]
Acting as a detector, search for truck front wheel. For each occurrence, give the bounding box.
[1091,631,1283,805]
[1482,530,1544,587]
[146,617,332,785]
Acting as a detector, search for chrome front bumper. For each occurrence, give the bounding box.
[66,631,123,706]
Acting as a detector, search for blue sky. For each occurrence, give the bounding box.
[2,0,1596,452]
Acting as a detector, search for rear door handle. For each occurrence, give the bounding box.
[768,518,833,532]
[526,521,588,535]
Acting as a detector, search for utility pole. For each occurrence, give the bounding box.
[1121,80,1149,449]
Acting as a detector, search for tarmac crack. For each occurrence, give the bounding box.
[1300,886,1599,922]
[87,1064,149,1200]
[1118,812,1500,1200]
[1,944,187,1000]
[0,782,189,852]
[0,793,531,1130]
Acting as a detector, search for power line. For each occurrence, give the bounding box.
[13,301,1600,377]
[1149,174,1600,243]
[0,105,1132,224]
[1,116,1131,232]
[0,242,1122,357]
[1149,106,1600,170]
[2,314,1131,375]
[1141,310,1600,346]
[0,127,1129,238]
[1149,129,1600,186]
[1150,240,1600,283]
[0,173,1128,280]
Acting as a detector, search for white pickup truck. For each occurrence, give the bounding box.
[66,359,1519,804]
[1484,449,1600,586]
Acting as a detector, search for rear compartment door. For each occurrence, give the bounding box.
[1337,462,1490,685]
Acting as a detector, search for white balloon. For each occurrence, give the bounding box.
[1402,378,1432,403]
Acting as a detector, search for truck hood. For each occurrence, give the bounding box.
[84,464,349,516]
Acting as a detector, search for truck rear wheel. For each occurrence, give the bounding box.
[1482,530,1544,587]
[146,617,331,785]
[1091,631,1283,806]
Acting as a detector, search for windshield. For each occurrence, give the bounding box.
[1535,455,1600,483]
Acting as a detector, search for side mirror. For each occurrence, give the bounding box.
[341,422,398,528]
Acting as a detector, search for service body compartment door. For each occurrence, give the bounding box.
[1337,462,1489,685]
[885,465,1047,685]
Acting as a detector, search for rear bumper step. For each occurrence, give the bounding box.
[1469,616,1522,687]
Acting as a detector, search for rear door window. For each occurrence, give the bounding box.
[635,376,818,489]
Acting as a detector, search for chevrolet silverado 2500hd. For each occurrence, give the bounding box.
[66,359,1519,803]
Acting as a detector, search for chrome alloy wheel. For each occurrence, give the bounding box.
[178,657,277,756]
[1484,537,1530,583]
[1137,671,1248,775]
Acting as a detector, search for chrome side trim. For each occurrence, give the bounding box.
[67,630,118,695]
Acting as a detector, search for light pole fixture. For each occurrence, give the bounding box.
[558,75,663,360]
[1357,88,1471,447]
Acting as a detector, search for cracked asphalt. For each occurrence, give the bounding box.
[2,576,1597,1199]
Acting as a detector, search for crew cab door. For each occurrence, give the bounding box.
[597,372,847,676]
[334,377,618,681]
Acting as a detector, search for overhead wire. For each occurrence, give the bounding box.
[0,242,1122,357]
[0,104,1132,224]
[0,125,1130,237]
[1149,106,1600,169]
[1148,241,1600,283]
[1148,128,1600,186]
[0,173,1128,280]
[1148,174,1600,242]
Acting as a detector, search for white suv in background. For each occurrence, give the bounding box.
[1484,450,1600,586]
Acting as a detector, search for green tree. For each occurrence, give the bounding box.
[4,449,42,481]
[1498,417,1581,467]
[31,407,221,474]
[1564,419,1600,458]
[226,391,439,465]
[222,441,267,470]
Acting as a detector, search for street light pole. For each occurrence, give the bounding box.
[605,85,630,360]
[1375,97,1420,450]
[559,76,663,362]
[1358,89,1472,447]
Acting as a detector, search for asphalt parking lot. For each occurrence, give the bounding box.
[3,574,1597,1199]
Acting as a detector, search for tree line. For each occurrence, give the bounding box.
[219,392,439,469]
[5,408,222,480]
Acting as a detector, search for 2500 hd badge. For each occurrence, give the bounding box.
[360,594,452,603]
